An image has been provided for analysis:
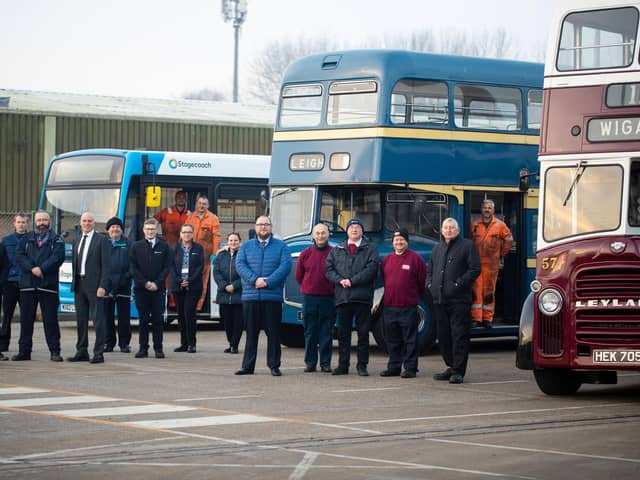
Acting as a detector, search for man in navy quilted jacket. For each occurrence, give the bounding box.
[234,216,291,376]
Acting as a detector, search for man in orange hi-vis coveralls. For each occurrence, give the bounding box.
[154,190,191,247]
[187,195,220,311]
[471,199,513,328]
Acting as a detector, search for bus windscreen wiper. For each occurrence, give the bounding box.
[562,161,586,206]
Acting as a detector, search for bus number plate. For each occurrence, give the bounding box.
[592,350,640,364]
[60,304,76,313]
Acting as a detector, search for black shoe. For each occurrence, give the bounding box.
[332,367,348,375]
[12,352,31,361]
[471,321,481,328]
[235,369,253,375]
[155,350,165,359]
[449,373,464,384]
[401,370,417,378]
[304,366,316,372]
[0,352,8,361]
[90,355,104,364]
[320,365,332,373]
[433,370,452,381]
[135,349,148,358]
[357,367,369,377]
[174,346,188,352]
[271,367,282,376]
[103,345,114,353]
[223,347,232,353]
[50,353,64,362]
[120,346,131,353]
[230,347,239,354]
[67,351,90,362]
[482,320,492,329]
[380,369,401,377]
[187,346,196,353]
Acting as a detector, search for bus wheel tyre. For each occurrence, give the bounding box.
[533,369,581,395]
[371,305,437,356]
[280,323,305,348]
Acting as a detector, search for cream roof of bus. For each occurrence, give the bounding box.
[0,88,275,128]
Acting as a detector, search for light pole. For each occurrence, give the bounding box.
[221,0,248,103]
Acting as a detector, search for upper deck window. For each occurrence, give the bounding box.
[327,80,378,126]
[454,85,522,131]
[390,80,448,125]
[557,7,638,71]
[279,84,323,128]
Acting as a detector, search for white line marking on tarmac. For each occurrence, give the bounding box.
[342,402,633,425]
[288,452,319,480]
[429,438,640,464]
[0,387,50,395]
[175,394,261,402]
[126,413,277,429]
[331,387,403,393]
[310,422,384,435]
[0,395,118,408]
[470,380,529,385]
[53,404,196,417]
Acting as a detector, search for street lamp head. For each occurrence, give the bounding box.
[221,0,248,25]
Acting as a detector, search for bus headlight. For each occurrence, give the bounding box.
[538,288,563,315]
[58,261,73,284]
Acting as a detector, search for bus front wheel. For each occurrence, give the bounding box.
[280,323,305,348]
[533,369,582,395]
[371,304,437,356]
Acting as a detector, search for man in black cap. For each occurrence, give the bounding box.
[103,217,132,353]
[325,217,379,376]
[380,228,427,378]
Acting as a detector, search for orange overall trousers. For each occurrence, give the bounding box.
[187,211,220,311]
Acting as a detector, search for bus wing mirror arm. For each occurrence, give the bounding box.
[519,169,539,192]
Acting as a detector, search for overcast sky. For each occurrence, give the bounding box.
[1,0,560,102]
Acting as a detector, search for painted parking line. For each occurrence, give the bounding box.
[126,413,277,429]
[53,404,197,418]
[0,387,50,395]
[0,395,118,408]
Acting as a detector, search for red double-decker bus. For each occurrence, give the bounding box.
[517,1,640,394]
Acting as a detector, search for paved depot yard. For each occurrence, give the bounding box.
[1,321,639,479]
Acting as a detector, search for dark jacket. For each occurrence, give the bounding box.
[169,241,204,293]
[325,238,379,306]
[71,231,111,294]
[129,238,172,293]
[213,248,242,304]
[426,235,481,305]
[15,230,66,293]
[107,236,131,295]
[2,232,26,283]
[236,236,291,302]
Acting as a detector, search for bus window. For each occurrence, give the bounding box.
[385,191,448,241]
[279,84,323,128]
[527,89,542,131]
[319,189,381,231]
[327,80,378,126]
[629,162,640,226]
[270,187,315,239]
[454,85,522,131]
[390,80,448,125]
[557,7,638,71]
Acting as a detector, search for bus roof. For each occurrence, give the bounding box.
[282,50,543,90]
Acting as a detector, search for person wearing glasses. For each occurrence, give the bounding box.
[426,218,481,384]
[234,216,291,376]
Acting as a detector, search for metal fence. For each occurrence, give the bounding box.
[0,211,30,238]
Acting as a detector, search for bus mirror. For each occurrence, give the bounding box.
[146,186,161,208]
[519,169,530,192]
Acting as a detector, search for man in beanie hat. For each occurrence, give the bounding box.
[326,217,378,376]
[380,228,427,378]
[103,217,132,353]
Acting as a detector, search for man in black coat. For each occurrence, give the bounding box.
[68,212,111,364]
[426,217,481,384]
[130,218,172,358]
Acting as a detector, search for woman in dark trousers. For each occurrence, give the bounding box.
[169,223,204,353]
[213,232,243,353]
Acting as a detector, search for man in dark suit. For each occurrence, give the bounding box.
[68,212,111,364]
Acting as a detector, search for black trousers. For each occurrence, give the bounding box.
[241,301,281,372]
[74,278,106,356]
[18,290,61,355]
[104,294,132,349]
[0,281,20,350]
[221,303,243,349]
[175,288,199,348]
[383,306,419,372]
[336,302,371,371]
[134,288,165,351]
[433,302,472,376]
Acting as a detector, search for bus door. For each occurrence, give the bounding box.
[466,191,522,326]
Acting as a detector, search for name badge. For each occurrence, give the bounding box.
[402,264,410,270]
[181,267,189,276]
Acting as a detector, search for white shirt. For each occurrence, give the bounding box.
[79,229,95,276]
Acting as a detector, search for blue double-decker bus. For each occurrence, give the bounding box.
[269,50,543,352]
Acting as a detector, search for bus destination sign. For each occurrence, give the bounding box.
[289,153,325,171]
[587,116,640,142]
[606,83,640,107]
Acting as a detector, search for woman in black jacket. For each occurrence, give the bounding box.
[213,232,243,353]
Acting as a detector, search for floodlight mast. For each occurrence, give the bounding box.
[221,0,248,103]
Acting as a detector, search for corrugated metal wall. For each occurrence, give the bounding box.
[0,113,45,211]
[0,113,273,212]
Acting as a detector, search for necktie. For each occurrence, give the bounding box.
[77,235,88,275]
